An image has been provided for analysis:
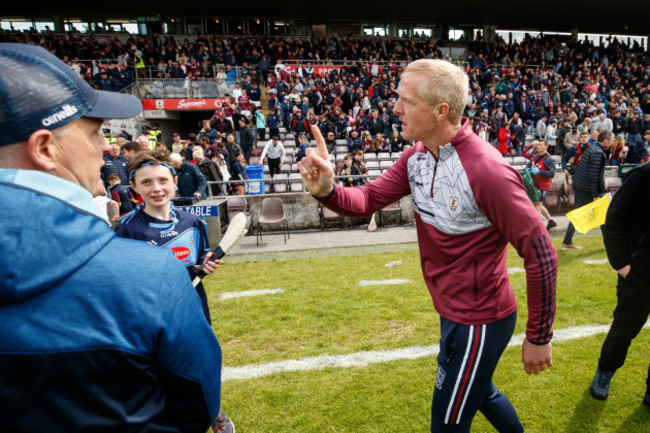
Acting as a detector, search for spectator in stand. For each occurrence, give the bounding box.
[524,139,557,231]
[361,131,374,153]
[169,152,207,199]
[194,147,225,197]
[238,88,251,117]
[290,109,309,146]
[626,130,650,164]
[249,82,262,108]
[367,109,386,136]
[102,143,130,186]
[238,118,255,164]
[591,110,613,133]
[253,105,266,142]
[294,134,310,163]
[335,111,349,139]
[348,129,363,153]
[106,173,137,216]
[324,131,337,154]
[371,132,388,154]
[612,109,627,137]
[197,119,218,144]
[562,130,614,251]
[627,110,644,145]
[267,107,281,140]
[120,140,141,162]
[535,114,548,140]
[609,135,627,167]
[337,154,361,187]
[229,151,248,195]
[544,119,559,155]
[259,135,286,192]
[497,120,511,157]
[388,129,407,153]
[212,112,234,138]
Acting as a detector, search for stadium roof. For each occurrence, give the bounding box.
[4,0,650,37]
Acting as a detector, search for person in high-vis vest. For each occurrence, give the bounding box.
[149,122,162,145]
[133,50,145,78]
[102,128,116,145]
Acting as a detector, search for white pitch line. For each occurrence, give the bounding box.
[583,259,610,265]
[508,267,525,274]
[219,288,284,299]
[358,279,411,286]
[222,322,650,381]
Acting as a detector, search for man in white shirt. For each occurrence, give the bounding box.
[259,135,286,192]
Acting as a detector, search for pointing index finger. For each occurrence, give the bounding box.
[310,125,329,161]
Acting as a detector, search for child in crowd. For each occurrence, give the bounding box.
[114,149,235,433]
[115,150,220,323]
[106,173,137,216]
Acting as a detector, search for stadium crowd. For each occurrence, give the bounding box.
[5,29,650,193]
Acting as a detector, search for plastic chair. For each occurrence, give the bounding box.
[543,182,560,210]
[226,196,248,221]
[320,203,345,229]
[256,197,289,245]
[563,183,575,209]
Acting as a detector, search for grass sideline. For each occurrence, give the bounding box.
[204,235,650,432]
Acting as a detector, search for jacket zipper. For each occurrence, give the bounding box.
[430,157,438,198]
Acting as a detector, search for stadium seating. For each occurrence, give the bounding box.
[605,177,621,196]
[256,197,289,246]
[563,182,575,209]
[543,182,561,211]
[226,196,247,221]
[320,203,345,229]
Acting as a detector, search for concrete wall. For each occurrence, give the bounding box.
[234,166,620,232]
[238,192,415,232]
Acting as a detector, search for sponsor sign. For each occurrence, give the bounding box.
[142,98,228,110]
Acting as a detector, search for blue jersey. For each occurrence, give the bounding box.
[116,209,210,274]
[115,208,212,322]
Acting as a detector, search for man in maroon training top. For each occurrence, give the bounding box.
[298,59,557,433]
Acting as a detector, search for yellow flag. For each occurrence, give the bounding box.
[566,194,611,234]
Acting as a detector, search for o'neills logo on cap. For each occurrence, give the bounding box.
[42,104,79,127]
[171,246,191,261]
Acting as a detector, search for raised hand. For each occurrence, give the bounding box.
[297,125,335,197]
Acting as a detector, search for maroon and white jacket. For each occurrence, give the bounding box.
[318,119,557,345]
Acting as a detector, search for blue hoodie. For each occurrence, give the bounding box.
[0,169,222,433]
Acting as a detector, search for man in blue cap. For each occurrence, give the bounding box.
[0,43,231,433]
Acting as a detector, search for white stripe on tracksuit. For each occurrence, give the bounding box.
[444,324,486,425]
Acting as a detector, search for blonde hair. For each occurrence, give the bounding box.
[402,59,469,124]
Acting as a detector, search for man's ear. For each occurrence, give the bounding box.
[434,103,450,121]
[26,130,58,171]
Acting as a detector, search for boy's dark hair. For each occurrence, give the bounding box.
[106,173,120,183]
[121,141,140,154]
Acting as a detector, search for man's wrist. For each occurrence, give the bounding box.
[313,184,336,200]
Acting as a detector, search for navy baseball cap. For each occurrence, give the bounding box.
[0,43,142,147]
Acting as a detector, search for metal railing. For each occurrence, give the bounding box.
[134,78,238,99]
[205,173,381,196]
